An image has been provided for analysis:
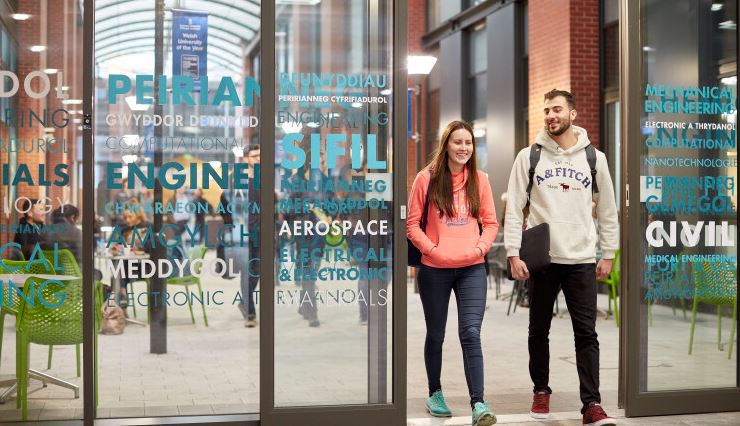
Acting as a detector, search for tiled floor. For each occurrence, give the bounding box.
[0,256,737,424]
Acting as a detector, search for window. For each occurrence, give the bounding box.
[427,0,440,31]
[465,21,487,122]
[465,22,487,170]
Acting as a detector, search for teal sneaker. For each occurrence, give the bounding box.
[425,390,452,417]
[472,401,497,426]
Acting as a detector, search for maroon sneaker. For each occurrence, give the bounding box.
[582,402,616,426]
[529,391,550,419]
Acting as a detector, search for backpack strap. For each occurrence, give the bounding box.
[524,144,542,210]
[585,144,599,195]
[420,170,431,232]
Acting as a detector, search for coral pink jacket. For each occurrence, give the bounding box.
[407,167,499,268]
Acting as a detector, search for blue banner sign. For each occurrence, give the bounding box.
[172,9,208,91]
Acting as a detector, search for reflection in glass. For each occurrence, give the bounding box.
[94,0,261,418]
[273,0,394,407]
[641,0,737,392]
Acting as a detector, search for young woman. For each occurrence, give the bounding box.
[407,121,499,426]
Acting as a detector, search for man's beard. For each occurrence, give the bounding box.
[546,119,571,137]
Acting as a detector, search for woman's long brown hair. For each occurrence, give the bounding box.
[426,120,480,219]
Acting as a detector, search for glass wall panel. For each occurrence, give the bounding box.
[639,0,737,391]
[93,0,260,418]
[0,0,85,421]
[273,0,394,407]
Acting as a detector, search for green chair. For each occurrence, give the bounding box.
[131,246,209,326]
[0,259,55,371]
[16,275,89,420]
[689,260,737,360]
[598,250,621,327]
[42,250,82,376]
[167,246,209,326]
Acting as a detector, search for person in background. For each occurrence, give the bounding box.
[116,200,149,311]
[335,164,369,325]
[241,144,261,328]
[193,189,214,244]
[407,120,499,426]
[283,136,331,328]
[50,205,82,262]
[167,187,191,238]
[505,89,618,425]
[13,199,53,260]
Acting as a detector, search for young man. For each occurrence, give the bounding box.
[243,144,261,327]
[504,89,619,426]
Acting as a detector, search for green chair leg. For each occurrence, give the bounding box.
[130,290,137,318]
[197,282,208,327]
[94,331,99,415]
[610,283,619,327]
[76,344,81,377]
[0,312,5,371]
[680,298,687,320]
[18,336,29,420]
[48,345,53,369]
[718,307,722,351]
[186,285,196,324]
[689,299,698,355]
[729,302,736,360]
[15,330,21,409]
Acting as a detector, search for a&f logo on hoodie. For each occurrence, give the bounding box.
[535,159,593,193]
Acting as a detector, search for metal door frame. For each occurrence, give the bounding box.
[259,0,407,424]
[79,1,408,425]
[619,0,740,417]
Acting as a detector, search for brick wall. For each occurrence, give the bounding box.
[528,0,601,148]
[407,0,427,193]
[0,0,83,247]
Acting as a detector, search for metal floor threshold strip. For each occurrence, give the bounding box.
[407,411,613,425]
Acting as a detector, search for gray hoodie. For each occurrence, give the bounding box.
[504,125,619,264]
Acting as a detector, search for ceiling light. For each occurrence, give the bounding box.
[209,161,222,169]
[232,147,244,157]
[30,45,47,52]
[62,99,83,105]
[642,46,656,52]
[721,76,737,85]
[380,89,392,96]
[281,122,302,133]
[11,14,31,21]
[473,128,486,138]
[711,3,724,11]
[719,20,737,30]
[306,122,320,128]
[61,86,70,91]
[44,68,58,74]
[124,95,151,111]
[276,0,321,4]
[351,102,363,108]
[122,135,139,146]
[122,154,138,164]
[407,56,438,75]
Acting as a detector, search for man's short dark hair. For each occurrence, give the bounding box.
[244,144,260,156]
[544,89,576,110]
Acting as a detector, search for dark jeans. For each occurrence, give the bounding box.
[240,245,260,318]
[418,263,487,406]
[528,263,600,411]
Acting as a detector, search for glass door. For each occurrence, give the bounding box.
[622,0,740,416]
[260,0,406,424]
[92,0,261,422]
